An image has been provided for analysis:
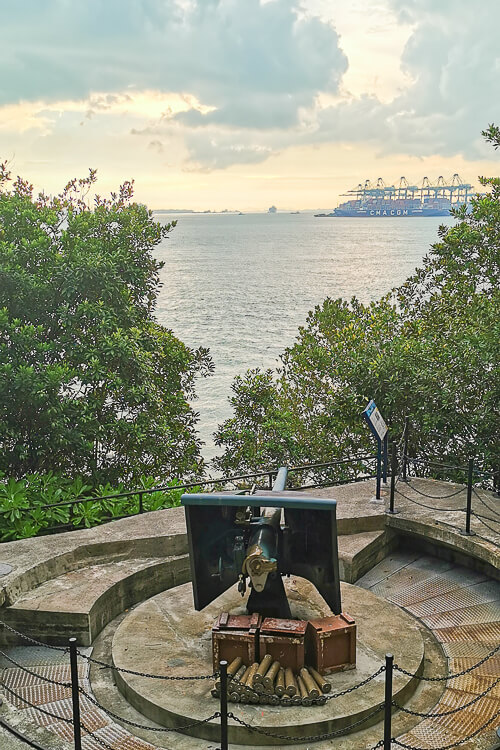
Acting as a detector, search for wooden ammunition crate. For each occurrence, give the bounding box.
[259,618,308,671]
[306,613,356,674]
[212,612,261,670]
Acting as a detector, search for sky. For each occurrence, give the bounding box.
[1,0,499,211]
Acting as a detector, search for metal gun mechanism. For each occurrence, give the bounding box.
[182,468,342,620]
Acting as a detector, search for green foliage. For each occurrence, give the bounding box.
[0,471,191,541]
[0,164,213,483]
[214,127,500,480]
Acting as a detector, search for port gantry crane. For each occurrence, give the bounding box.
[343,173,473,205]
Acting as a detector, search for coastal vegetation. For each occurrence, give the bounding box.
[213,126,500,482]
[0,163,212,487]
[0,127,498,540]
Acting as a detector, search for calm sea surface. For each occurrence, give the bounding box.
[154,212,449,461]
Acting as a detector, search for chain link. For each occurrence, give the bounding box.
[394,486,464,512]
[472,511,500,537]
[404,480,466,500]
[472,488,500,518]
[79,721,116,750]
[0,620,67,651]
[394,643,500,681]
[325,665,386,701]
[81,650,216,680]
[392,708,500,750]
[0,620,215,681]
[393,674,500,717]
[79,685,220,732]
[0,717,51,750]
[0,680,74,724]
[227,704,384,742]
[0,648,71,688]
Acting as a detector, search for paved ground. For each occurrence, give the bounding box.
[0,475,498,749]
[1,551,498,749]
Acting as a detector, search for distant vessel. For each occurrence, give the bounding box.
[315,174,473,217]
[268,205,277,213]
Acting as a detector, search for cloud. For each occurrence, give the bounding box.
[363,0,500,159]
[0,1,346,116]
[2,0,499,170]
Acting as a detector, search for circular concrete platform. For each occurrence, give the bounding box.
[112,579,424,745]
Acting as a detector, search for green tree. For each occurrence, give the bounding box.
[0,165,212,483]
[214,126,500,480]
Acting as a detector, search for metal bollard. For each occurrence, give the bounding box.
[376,443,382,500]
[69,638,82,750]
[219,660,228,750]
[383,434,388,484]
[464,457,474,535]
[384,653,393,750]
[402,415,409,482]
[388,442,398,514]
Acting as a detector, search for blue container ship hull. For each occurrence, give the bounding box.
[332,206,452,217]
[315,175,473,218]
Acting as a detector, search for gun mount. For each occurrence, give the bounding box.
[181,468,342,619]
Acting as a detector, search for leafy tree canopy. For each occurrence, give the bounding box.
[214,126,500,480]
[0,165,212,483]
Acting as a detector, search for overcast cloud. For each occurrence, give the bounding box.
[1,0,499,171]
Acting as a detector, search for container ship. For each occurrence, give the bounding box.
[315,174,473,217]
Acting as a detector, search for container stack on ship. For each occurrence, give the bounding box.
[316,174,473,217]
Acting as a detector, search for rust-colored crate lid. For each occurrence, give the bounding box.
[261,618,308,637]
[308,613,355,633]
[213,612,261,633]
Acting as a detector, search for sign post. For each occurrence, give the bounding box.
[363,400,389,500]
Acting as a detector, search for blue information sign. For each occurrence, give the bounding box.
[363,400,389,500]
[363,400,388,442]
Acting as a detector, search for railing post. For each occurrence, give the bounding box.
[384,653,393,750]
[388,442,398,515]
[138,491,144,514]
[465,457,474,535]
[383,434,388,484]
[376,442,382,500]
[69,638,82,750]
[268,472,273,490]
[219,659,228,750]
[402,415,409,482]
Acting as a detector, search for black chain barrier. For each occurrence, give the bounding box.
[324,665,386,701]
[78,684,221,733]
[79,721,115,750]
[227,704,385,742]
[393,674,500,717]
[0,620,67,651]
[473,488,500,518]
[0,648,71,687]
[472,512,500,536]
[0,680,74,724]
[394,485,465,512]
[0,619,215,681]
[2,617,500,750]
[0,717,52,750]
[79,650,217,680]
[392,708,500,750]
[402,479,466,500]
[394,643,500,681]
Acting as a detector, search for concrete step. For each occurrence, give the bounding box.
[0,554,190,647]
[337,529,396,583]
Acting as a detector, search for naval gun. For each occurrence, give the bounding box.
[181,468,342,619]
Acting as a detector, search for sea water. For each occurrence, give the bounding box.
[154,212,449,462]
